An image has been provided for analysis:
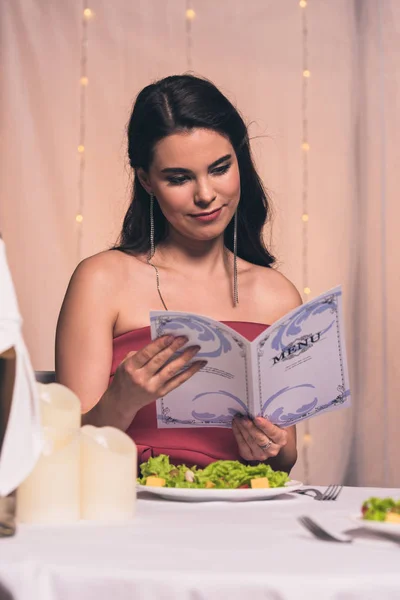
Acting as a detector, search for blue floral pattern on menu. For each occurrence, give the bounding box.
[262,384,318,424]
[152,314,251,426]
[158,390,248,426]
[153,315,233,359]
[255,289,349,425]
[270,291,339,353]
[261,384,350,425]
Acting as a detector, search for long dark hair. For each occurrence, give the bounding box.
[114,74,275,267]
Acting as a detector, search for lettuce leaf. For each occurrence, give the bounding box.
[138,455,289,489]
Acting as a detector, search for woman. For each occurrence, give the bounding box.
[56,74,300,473]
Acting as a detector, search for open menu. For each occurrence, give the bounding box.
[150,286,350,429]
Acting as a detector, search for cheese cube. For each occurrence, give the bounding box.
[250,477,270,489]
[386,512,400,524]
[146,476,166,487]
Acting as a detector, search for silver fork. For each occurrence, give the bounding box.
[299,515,400,546]
[298,516,352,543]
[296,484,343,501]
[321,484,343,501]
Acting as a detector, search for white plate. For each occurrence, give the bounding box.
[351,515,400,535]
[137,479,303,502]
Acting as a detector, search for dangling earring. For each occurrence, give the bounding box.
[233,209,239,306]
[149,193,155,260]
[147,194,168,311]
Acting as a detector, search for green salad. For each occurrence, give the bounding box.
[137,454,289,489]
[362,497,400,522]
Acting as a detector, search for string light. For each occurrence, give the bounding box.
[300,0,312,483]
[185,1,195,70]
[301,0,310,303]
[76,3,91,262]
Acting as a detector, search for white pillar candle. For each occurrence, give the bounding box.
[80,426,137,522]
[39,382,81,430]
[16,383,81,524]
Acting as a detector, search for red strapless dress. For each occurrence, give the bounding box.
[110,322,266,468]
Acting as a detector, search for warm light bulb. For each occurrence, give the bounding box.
[78,145,85,153]
[304,287,311,295]
[303,432,312,446]
[83,8,93,19]
[303,69,311,78]
[186,8,196,20]
[302,214,309,222]
[80,76,89,86]
[299,0,307,7]
[302,142,310,151]
[75,214,83,223]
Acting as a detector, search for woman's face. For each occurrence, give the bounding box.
[141,128,241,243]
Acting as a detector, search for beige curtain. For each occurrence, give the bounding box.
[1,0,398,486]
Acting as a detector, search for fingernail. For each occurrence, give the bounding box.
[176,336,189,345]
[191,345,201,353]
[198,360,207,368]
[165,335,175,345]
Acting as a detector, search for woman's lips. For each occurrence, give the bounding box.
[189,207,223,222]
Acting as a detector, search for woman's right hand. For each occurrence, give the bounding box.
[110,335,206,416]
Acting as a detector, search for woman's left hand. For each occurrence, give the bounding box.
[232,415,287,462]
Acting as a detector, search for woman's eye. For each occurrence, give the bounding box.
[167,176,189,186]
[211,164,231,176]
[166,164,230,185]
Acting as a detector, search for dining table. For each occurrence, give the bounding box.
[0,485,399,600]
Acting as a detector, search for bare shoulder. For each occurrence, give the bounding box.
[245,262,302,324]
[60,250,133,326]
[68,249,142,293]
[62,249,151,327]
[256,265,301,306]
[71,249,122,281]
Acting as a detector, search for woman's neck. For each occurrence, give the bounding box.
[156,232,231,278]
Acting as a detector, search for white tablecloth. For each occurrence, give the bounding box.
[1,486,400,600]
